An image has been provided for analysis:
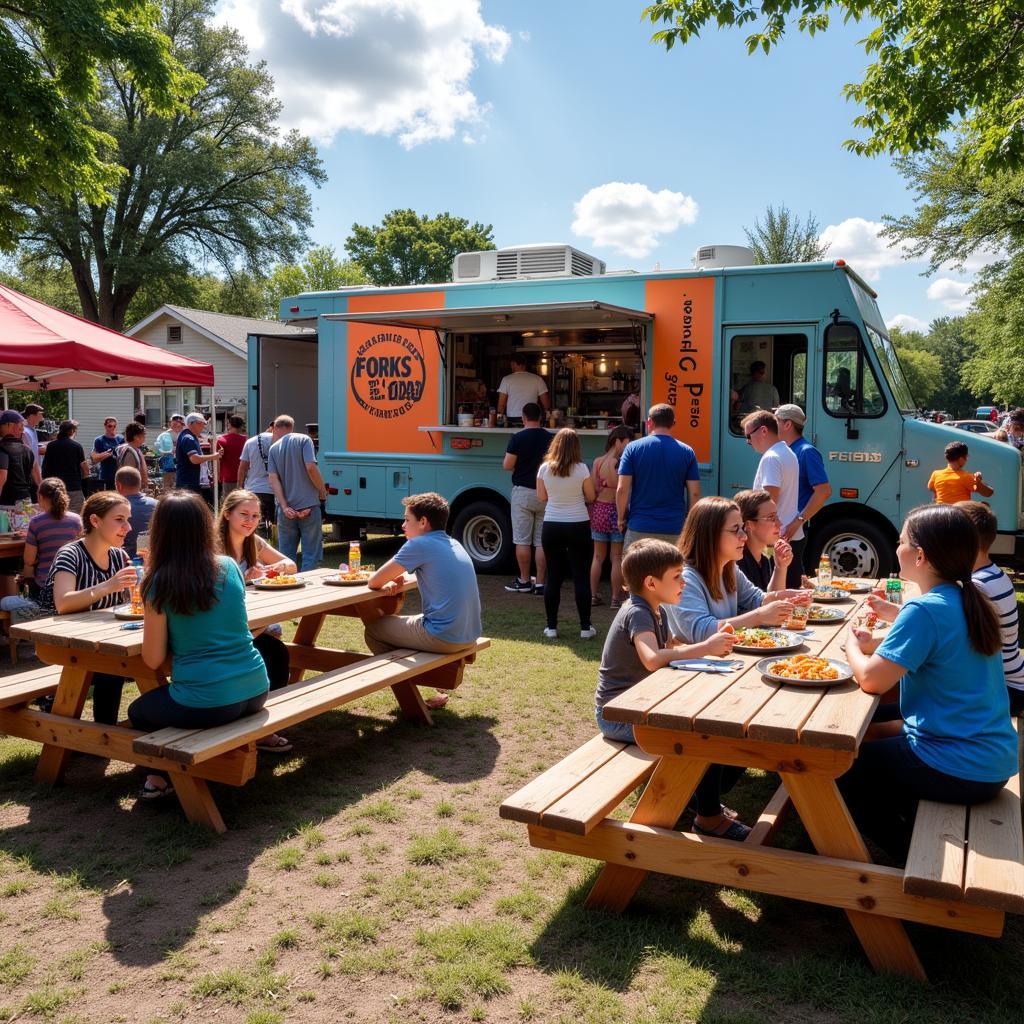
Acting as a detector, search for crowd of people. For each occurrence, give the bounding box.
[501,400,1020,857]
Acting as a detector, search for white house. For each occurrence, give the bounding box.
[68,305,312,445]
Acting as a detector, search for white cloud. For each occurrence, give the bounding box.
[887,313,927,333]
[817,217,913,281]
[571,182,698,259]
[926,277,974,312]
[214,0,511,147]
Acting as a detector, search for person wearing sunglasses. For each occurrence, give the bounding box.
[734,489,795,592]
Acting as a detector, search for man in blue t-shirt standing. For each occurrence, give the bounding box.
[616,403,701,550]
[775,404,832,581]
[92,416,124,489]
[175,412,222,497]
[267,414,327,571]
[365,491,482,710]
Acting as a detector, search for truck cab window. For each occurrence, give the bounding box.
[823,324,885,418]
[728,333,808,435]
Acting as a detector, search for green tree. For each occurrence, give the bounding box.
[14,0,324,331]
[263,245,367,316]
[643,2,1024,174]
[962,262,1024,407]
[1,0,201,249]
[886,328,944,408]
[743,204,828,264]
[346,210,494,287]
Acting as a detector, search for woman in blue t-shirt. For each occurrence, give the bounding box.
[128,492,270,801]
[842,503,1017,862]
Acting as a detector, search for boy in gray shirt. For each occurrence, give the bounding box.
[594,539,749,841]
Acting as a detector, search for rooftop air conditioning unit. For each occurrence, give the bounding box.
[693,244,756,269]
[453,244,606,283]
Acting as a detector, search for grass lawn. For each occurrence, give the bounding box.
[0,535,1021,1023]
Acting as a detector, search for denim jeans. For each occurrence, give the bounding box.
[276,505,323,571]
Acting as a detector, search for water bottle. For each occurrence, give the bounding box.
[349,541,361,574]
[886,574,902,606]
[817,553,832,589]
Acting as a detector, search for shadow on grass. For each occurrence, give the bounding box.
[0,705,499,968]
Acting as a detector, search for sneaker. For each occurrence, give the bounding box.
[580,626,598,640]
[543,627,558,639]
[533,583,546,595]
[505,578,534,593]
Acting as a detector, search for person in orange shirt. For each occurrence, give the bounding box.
[927,440,994,504]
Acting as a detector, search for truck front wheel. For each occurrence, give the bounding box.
[451,501,514,574]
[807,518,895,579]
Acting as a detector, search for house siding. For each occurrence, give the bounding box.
[68,391,135,455]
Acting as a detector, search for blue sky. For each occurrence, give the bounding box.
[215,0,977,332]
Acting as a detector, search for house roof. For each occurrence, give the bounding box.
[127,305,315,357]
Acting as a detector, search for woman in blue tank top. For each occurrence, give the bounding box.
[128,492,270,801]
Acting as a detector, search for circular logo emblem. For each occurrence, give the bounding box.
[350,332,426,419]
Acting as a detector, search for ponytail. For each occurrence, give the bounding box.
[38,477,69,520]
[905,504,1001,656]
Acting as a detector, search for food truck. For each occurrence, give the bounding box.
[249,243,1024,575]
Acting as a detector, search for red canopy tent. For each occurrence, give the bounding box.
[0,283,214,390]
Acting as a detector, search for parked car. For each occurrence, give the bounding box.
[948,419,1000,434]
[976,406,1001,422]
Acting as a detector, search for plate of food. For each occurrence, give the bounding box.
[810,587,852,603]
[251,575,305,590]
[323,571,373,587]
[830,578,872,593]
[112,604,144,620]
[730,627,804,653]
[756,654,854,688]
[805,604,847,624]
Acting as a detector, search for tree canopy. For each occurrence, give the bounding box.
[643,1,1024,175]
[743,204,828,264]
[13,0,324,330]
[345,210,494,287]
[1,0,201,248]
[264,246,367,317]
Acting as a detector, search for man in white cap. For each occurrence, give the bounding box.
[775,403,832,583]
[175,412,221,495]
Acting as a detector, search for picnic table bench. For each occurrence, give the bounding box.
[501,584,1024,980]
[1,568,489,832]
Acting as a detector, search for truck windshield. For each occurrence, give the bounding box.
[865,324,916,413]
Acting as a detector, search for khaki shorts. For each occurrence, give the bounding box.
[510,485,545,546]
[364,614,475,656]
[623,528,682,552]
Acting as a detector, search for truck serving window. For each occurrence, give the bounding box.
[822,324,885,418]
[728,332,808,435]
[864,324,916,413]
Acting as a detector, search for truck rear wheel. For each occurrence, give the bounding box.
[451,501,514,574]
[808,518,895,579]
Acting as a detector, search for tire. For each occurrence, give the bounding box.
[451,500,514,574]
[807,517,895,579]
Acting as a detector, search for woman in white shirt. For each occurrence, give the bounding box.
[536,428,597,640]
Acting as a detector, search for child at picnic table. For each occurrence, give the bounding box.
[594,538,747,841]
[218,488,296,753]
[842,503,1017,862]
[129,491,271,801]
[365,492,481,711]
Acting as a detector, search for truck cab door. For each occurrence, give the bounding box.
[719,325,816,492]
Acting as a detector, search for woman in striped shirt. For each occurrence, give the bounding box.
[40,492,136,724]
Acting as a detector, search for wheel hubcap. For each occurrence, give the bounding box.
[461,514,502,562]
[825,533,881,578]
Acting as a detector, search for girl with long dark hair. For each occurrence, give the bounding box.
[841,504,1017,861]
[129,492,270,800]
[536,428,596,640]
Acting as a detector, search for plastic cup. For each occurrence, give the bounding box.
[786,604,809,630]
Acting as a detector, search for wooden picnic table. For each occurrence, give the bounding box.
[0,568,487,831]
[0,535,25,559]
[507,582,1019,980]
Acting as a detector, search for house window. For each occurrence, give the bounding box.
[167,325,182,344]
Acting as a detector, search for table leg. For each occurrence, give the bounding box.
[585,756,710,912]
[173,775,227,834]
[34,665,92,785]
[782,772,926,980]
[287,611,327,683]
[391,680,433,726]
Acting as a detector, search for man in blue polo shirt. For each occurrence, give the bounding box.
[776,404,831,584]
[175,412,222,496]
[615,403,701,550]
[92,416,124,489]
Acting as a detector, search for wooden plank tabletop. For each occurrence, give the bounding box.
[603,583,882,753]
[11,568,418,656]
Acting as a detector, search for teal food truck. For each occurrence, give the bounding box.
[249,243,1024,575]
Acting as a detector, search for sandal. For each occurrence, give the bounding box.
[591,595,603,606]
[425,693,449,710]
[692,818,751,842]
[139,779,174,801]
[256,734,293,753]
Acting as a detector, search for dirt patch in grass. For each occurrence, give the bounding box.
[0,536,1022,1022]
